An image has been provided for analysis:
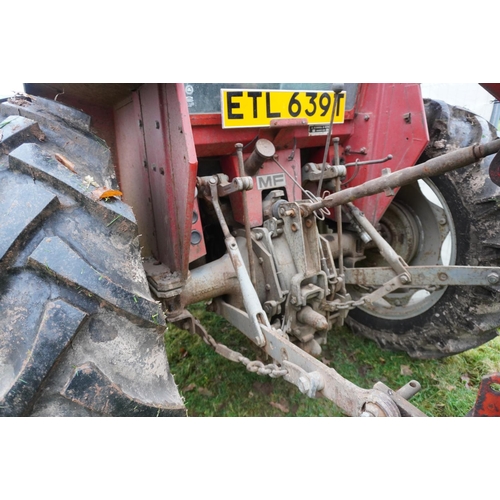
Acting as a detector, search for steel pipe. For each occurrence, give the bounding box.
[244,139,275,176]
[302,139,500,216]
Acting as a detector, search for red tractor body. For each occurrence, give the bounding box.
[3,82,498,417]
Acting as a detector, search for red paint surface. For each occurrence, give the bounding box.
[221,149,303,227]
[471,373,500,417]
[191,83,429,225]
[480,83,500,101]
[340,84,429,222]
[114,93,158,258]
[138,84,204,278]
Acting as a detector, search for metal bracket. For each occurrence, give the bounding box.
[218,175,253,197]
[197,173,253,197]
[344,266,500,287]
[361,274,408,304]
[373,381,427,417]
[302,162,347,183]
[144,259,184,298]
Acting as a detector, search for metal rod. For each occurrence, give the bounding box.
[209,178,268,346]
[344,154,393,168]
[236,143,257,288]
[347,203,408,277]
[317,92,340,197]
[396,380,421,400]
[333,138,346,294]
[209,177,231,238]
[302,139,500,217]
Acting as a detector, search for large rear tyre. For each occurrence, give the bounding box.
[346,99,500,359]
[0,94,185,416]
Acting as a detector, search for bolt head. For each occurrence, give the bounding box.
[488,273,500,285]
[400,274,410,284]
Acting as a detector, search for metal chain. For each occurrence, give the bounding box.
[334,298,366,311]
[190,317,288,379]
[238,358,288,378]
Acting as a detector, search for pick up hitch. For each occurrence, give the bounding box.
[182,174,426,417]
[176,140,500,417]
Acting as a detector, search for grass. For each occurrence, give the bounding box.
[165,302,500,417]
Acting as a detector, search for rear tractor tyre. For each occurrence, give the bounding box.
[0,94,185,416]
[346,99,500,359]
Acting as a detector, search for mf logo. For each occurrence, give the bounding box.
[256,173,286,191]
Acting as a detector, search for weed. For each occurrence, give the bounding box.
[107,215,122,227]
[0,117,15,129]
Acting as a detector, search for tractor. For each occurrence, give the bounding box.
[1,82,499,417]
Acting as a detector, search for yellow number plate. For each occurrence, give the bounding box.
[221,89,346,129]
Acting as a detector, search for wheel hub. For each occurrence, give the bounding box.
[350,179,457,320]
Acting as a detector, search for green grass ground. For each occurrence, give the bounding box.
[165,303,500,417]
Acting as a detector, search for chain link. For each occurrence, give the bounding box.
[185,316,288,379]
[238,357,288,378]
[334,298,365,311]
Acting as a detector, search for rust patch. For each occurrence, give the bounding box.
[471,373,500,416]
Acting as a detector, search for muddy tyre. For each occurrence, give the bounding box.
[347,99,500,359]
[0,94,185,416]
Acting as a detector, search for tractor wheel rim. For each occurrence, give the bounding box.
[350,178,457,320]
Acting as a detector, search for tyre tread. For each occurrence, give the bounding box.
[0,96,185,416]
